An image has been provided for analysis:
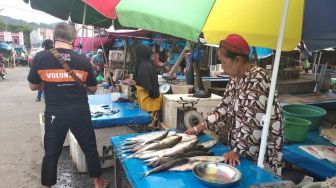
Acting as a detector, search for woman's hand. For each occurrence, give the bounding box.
[184,123,205,135]
[223,151,240,166]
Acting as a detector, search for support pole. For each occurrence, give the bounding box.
[98,29,114,86]
[257,0,290,168]
[80,4,87,54]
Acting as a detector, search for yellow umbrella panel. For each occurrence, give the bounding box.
[203,0,304,51]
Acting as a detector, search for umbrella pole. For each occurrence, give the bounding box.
[97,29,114,86]
[80,4,87,54]
[92,26,94,52]
[257,0,290,169]
[122,39,128,79]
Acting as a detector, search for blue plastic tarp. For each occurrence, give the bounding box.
[283,132,336,180]
[111,133,280,188]
[249,47,273,59]
[302,0,336,51]
[88,94,151,128]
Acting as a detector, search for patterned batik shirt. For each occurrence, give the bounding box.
[205,66,283,174]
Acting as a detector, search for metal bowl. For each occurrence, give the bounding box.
[193,162,242,187]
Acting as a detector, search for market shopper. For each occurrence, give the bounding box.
[185,34,283,175]
[91,49,105,76]
[27,22,107,188]
[0,53,6,79]
[36,39,54,102]
[134,44,162,130]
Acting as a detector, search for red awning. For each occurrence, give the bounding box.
[74,37,112,54]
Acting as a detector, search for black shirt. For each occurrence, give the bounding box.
[28,48,97,112]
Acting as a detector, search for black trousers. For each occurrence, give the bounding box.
[42,109,101,186]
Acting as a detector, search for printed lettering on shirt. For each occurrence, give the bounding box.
[61,53,71,61]
[38,69,88,82]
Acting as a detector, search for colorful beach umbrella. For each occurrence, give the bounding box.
[116,0,336,51]
[24,0,112,28]
[116,0,304,51]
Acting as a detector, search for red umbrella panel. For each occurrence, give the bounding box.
[83,0,120,19]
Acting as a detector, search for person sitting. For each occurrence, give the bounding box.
[134,44,162,130]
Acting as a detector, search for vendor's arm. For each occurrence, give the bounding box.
[186,80,233,135]
[203,80,234,133]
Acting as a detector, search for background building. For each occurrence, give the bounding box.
[0,31,24,46]
[30,28,53,48]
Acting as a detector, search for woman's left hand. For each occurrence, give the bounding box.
[223,151,240,166]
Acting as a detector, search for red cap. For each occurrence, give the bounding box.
[220,34,250,56]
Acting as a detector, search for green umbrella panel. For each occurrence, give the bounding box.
[116,0,215,42]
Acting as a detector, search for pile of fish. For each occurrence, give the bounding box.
[118,130,224,178]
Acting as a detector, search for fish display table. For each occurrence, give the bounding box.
[283,131,336,180]
[88,93,151,128]
[111,133,280,188]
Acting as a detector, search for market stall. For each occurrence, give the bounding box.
[111,132,280,188]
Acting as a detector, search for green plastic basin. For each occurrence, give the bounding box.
[284,117,311,142]
[282,104,327,131]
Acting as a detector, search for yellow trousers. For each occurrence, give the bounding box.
[135,85,162,112]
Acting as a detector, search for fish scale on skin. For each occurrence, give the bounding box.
[169,161,202,171]
[135,136,182,154]
[143,145,209,163]
[125,131,176,142]
[120,130,169,150]
[147,151,214,167]
[123,139,199,161]
[142,158,189,178]
[139,139,198,160]
[199,140,217,149]
[168,156,224,172]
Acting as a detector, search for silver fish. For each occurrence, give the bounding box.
[141,158,189,178]
[169,156,224,171]
[120,130,169,149]
[139,139,198,160]
[147,151,214,167]
[188,156,224,163]
[135,136,182,154]
[169,161,202,171]
[199,140,217,149]
[125,131,176,142]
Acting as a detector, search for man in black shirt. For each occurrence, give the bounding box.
[28,23,106,188]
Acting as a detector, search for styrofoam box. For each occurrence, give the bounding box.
[69,126,135,173]
[39,113,70,147]
[162,94,223,129]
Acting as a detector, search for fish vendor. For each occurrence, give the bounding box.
[186,34,283,175]
[133,44,163,130]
